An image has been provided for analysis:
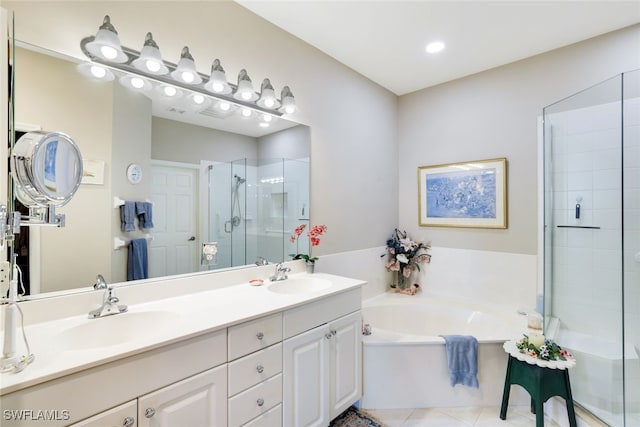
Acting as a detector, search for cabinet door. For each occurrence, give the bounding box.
[283,324,330,427]
[329,311,362,418]
[138,365,227,427]
[68,400,137,427]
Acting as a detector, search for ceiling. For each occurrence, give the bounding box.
[236,1,640,95]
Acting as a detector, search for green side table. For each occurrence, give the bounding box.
[500,341,577,427]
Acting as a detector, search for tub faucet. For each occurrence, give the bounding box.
[255,257,269,266]
[89,287,128,319]
[270,263,291,281]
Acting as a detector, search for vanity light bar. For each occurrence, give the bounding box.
[79,17,295,117]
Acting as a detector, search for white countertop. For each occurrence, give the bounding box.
[0,272,364,395]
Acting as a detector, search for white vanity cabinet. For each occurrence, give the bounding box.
[282,288,362,427]
[0,330,228,427]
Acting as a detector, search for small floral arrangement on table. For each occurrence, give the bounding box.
[382,228,431,291]
[289,224,327,263]
[515,333,574,361]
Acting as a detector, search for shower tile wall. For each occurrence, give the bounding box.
[550,100,623,338]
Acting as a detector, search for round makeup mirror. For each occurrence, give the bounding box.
[11,131,83,207]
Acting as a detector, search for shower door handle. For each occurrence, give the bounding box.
[224,221,232,233]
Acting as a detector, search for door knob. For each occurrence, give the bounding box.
[123,416,135,427]
[144,408,156,418]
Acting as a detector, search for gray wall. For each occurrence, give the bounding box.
[152,117,258,164]
[398,24,640,255]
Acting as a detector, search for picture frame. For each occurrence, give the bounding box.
[418,158,507,228]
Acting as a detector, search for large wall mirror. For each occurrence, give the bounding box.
[10,36,310,298]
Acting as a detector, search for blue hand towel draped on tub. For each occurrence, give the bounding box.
[127,238,149,281]
[440,334,480,388]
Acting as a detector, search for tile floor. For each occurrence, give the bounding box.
[365,405,604,427]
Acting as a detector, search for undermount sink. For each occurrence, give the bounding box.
[267,277,332,294]
[57,311,181,351]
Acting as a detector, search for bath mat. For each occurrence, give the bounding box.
[329,406,387,427]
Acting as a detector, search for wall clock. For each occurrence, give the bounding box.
[126,163,142,184]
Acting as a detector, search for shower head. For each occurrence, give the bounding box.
[234,174,246,184]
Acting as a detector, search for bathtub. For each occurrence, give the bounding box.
[359,292,530,409]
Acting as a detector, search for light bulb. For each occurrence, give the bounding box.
[181,71,195,83]
[219,102,231,111]
[131,77,145,89]
[90,65,106,78]
[241,91,252,101]
[146,60,161,73]
[212,82,224,93]
[285,105,295,114]
[264,98,275,108]
[163,86,177,96]
[101,45,118,60]
[193,94,205,104]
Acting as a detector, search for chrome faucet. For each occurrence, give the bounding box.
[89,287,128,319]
[93,274,108,290]
[255,257,269,266]
[270,263,291,281]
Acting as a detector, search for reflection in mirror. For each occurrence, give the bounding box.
[12,43,310,298]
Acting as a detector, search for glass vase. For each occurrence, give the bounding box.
[305,260,315,274]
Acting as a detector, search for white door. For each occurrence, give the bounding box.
[329,311,362,418]
[149,163,198,278]
[283,325,330,427]
[138,365,227,427]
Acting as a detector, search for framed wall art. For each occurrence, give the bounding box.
[418,158,507,228]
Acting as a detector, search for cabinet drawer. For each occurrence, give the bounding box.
[228,373,282,427]
[228,313,283,360]
[229,343,282,396]
[242,403,282,427]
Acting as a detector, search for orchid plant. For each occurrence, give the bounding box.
[289,224,327,263]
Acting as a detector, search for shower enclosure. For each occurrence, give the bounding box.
[205,157,310,269]
[543,69,639,426]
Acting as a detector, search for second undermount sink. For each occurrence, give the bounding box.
[57,310,181,351]
[267,277,332,295]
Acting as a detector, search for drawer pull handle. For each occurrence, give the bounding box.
[144,408,156,418]
[256,332,264,340]
[325,333,333,339]
[123,417,135,427]
[257,398,265,407]
[256,364,265,373]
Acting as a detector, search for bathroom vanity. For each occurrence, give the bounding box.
[0,268,364,426]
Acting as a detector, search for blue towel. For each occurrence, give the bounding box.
[440,335,479,388]
[127,238,148,281]
[120,201,136,232]
[135,201,154,229]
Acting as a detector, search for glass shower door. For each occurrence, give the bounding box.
[544,70,640,426]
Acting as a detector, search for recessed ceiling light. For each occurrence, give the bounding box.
[425,41,445,54]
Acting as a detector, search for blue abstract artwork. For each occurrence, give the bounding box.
[426,169,496,219]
